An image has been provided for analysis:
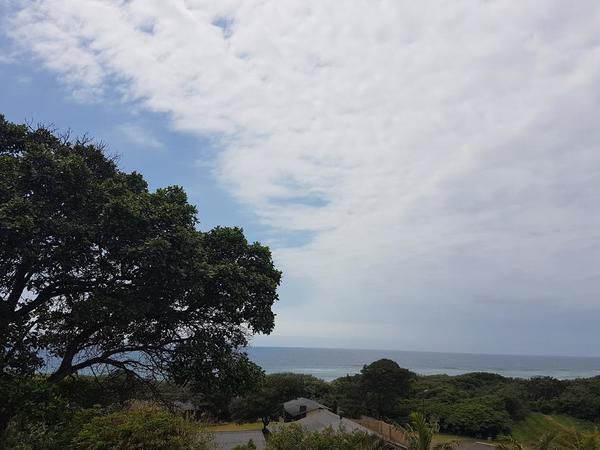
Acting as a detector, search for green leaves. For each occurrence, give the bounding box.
[266,423,392,450]
[72,403,212,450]
[360,359,414,418]
[403,412,437,450]
[0,115,281,396]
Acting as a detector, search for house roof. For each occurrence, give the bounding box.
[270,409,376,435]
[283,397,329,417]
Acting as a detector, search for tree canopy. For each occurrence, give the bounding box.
[360,359,414,418]
[0,115,281,388]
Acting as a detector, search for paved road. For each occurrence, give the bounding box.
[212,430,266,450]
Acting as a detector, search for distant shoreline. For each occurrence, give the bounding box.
[247,344,600,360]
[246,346,600,381]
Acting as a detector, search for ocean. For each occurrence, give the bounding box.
[246,346,600,381]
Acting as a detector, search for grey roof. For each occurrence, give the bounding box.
[283,397,329,417]
[270,409,376,435]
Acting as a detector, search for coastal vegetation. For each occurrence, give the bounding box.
[4,363,599,449]
[228,362,600,445]
[233,423,392,450]
[511,414,599,449]
[405,373,600,438]
[292,369,600,441]
[71,402,213,450]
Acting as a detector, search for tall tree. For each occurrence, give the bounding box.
[229,391,280,432]
[0,116,281,425]
[361,359,413,418]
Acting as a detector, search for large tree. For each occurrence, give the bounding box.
[361,359,413,418]
[0,115,281,386]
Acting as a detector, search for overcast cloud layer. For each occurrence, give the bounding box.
[6,0,600,355]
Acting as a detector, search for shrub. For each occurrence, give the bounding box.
[57,372,142,409]
[554,384,600,421]
[361,359,414,418]
[233,440,257,450]
[1,377,73,449]
[72,402,212,450]
[266,423,391,450]
[331,375,365,418]
[440,399,511,438]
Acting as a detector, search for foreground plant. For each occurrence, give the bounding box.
[567,429,599,450]
[266,423,393,450]
[497,436,526,450]
[498,431,561,450]
[403,412,459,450]
[73,402,212,450]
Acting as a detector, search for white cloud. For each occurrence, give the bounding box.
[116,122,164,150]
[7,0,600,354]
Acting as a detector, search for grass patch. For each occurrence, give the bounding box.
[204,422,263,432]
[433,433,478,444]
[512,413,599,447]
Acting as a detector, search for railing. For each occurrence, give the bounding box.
[353,415,408,446]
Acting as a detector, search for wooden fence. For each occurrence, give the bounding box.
[354,415,408,446]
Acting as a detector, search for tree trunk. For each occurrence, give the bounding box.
[47,350,77,383]
[261,416,270,433]
[47,364,73,383]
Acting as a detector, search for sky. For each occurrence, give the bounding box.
[1,0,600,357]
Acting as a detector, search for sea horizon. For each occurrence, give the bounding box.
[245,346,600,381]
[248,344,600,360]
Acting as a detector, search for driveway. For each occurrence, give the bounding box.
[212,430,266,450]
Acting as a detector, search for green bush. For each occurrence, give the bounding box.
[440,399,511,438]
[1,376,74,449]
[233,439,257,450]
[266,423,391,450]
[331,375,365,418]
[554,383,600,422]
[72,403,212,450]
[56,372,142,409]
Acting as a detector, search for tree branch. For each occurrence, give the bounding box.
[47,339,186,382]
[6,263,31,311]
[15,281,94,317]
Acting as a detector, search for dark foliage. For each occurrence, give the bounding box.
[325,367,600,439]
[266,423,392,450]
[394,373,600,438]
[331,374,365,418]
[360,359,414,418]
[72,403,212,450]
[328,360,414,420]
[0,116,281,438]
